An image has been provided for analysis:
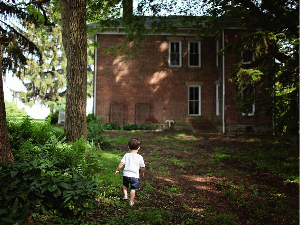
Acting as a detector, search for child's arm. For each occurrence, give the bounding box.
[115,162,124,176]
[140,167,145,177]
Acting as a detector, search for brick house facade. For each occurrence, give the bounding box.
[92,24,272,134]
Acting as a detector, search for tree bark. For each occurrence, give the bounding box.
[59,0,87,141]
[0,44,15,163]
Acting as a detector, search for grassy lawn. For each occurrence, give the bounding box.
[85,131,299,225]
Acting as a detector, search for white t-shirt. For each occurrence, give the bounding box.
[121,153,145,178]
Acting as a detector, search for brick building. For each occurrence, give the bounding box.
[91,22,272,134]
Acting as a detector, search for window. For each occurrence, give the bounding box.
[241,41,255,64]
[216,84,220,116]
[189,41,201,67]
[169,41,181,67]
[188,86,201,115]
[241,83,255,116]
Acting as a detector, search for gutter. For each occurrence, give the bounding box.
[93,34,97,115]
[222,29,225,134]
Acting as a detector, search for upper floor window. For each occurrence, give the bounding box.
[188,85,201,116]
[241,41,255,64]
[189,41,201,67]
[169,41,181,67]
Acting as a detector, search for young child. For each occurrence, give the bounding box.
[115,138,145,206]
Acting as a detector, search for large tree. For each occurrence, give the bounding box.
[201,0,299,136]
[13,2,94,114]
[0,0,45,163]
[58,0,88,141]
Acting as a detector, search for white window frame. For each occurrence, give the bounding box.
[188,41,201,67]
[188,85,201,116]
[241,83,255,116]
[169,41,182,67]
[216,84,220,116]
[241,37,255,64]
[242,104,255,116]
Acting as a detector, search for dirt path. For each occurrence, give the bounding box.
[104,130,299,224]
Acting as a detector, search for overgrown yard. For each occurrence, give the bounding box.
[93,130,299,225]
[3,119,298,225]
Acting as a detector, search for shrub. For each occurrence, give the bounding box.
[0,159,101,223]
[46,111,59,124]
[7,117,66,151]
[87,115,113,150]
[122,123,158,131]
[2,119,103,223]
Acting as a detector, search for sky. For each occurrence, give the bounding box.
[3,74,93,119]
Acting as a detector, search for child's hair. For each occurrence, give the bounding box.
[128,138,141,150]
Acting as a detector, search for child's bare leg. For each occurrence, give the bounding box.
[130,189,136,202]
[123,185,128,197]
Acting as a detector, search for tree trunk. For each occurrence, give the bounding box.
[59,0,87,141]
[0,44,14,163]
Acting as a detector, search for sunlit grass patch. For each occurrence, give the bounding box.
[153,135,171,142]
[166,185,181,194]
[211,152,231,161]
[110,135,129,144]
[96,151,123,187]
[175,133,197,141]
[170,157,187,168]
[211,147,232,163]
[157,166,169,175]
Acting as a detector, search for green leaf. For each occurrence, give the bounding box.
[48,184,58,192]
[63,196,72,204]
[53,188,62,198]
[0,209,6,216]
[2,187,8,195]
[39,179,50,186]
[57,182,70,189]
[41,185,48,193]
[7,198,18,219]
[10,170,18,178]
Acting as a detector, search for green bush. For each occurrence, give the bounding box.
[7,116,66,151]
[122,123,158,131]
[46,111,59,124]
[87,114,158,132]
[2,118,103,223]
[0,159,101,223]
[87,115,113,150]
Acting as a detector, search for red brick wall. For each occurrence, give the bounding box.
[95,30,272,131]
[222,29,271,127]
[96,34,218,124]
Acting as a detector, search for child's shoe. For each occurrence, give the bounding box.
[123,196,129,200]
[129,201,134,206]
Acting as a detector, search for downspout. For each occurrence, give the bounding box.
[222,29,226,134]
[93,34,97,115]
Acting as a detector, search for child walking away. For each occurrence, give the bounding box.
[115,138,145,206]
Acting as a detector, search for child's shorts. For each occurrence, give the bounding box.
[123,176,140,190]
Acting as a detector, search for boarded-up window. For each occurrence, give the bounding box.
[135,103,150,124]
